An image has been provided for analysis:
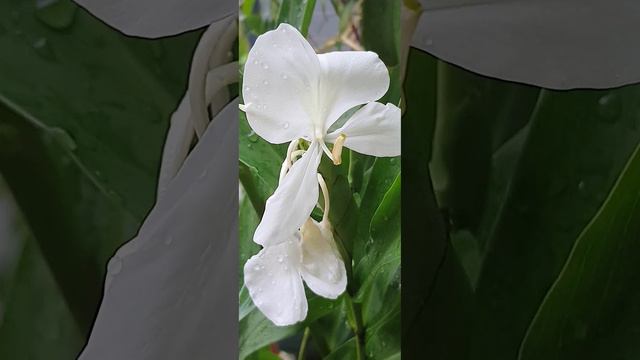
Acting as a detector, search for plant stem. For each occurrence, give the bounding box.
[298,327,311,360]
[344,292,365,360]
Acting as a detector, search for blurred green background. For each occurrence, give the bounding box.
[0,0,202,357]
[404,48,640,359]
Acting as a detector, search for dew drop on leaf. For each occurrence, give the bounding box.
[35,0,77,30]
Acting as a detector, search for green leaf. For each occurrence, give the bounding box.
[0,237,84,360]
[430,60,539,232]
[276,0,317,36]
[472,86,640,358]
[0,0,198,340]
[239,113,284,215]
[239,296,340,359]
[518,141,640,359]
[361,0,400,67]
[402,48,473,359]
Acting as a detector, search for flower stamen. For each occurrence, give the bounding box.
[317,173,330,224]
[331,134,347,165]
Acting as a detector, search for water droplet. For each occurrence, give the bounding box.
[164,236,174,245]
[271,280,276,285]
[244,86,250,92]
[262,80,269,85]
[281,73,288,80]
[253,60,259,65]
[262,63,269,70]
[283,122,290,129]
[254,265,260,271]
[277,255,284,263]
[247,130,258,143]
[283,265,288,271]
[35,0,77,30]
[597,94,621,123]
[107,256,123,275]
[198,169,207,179]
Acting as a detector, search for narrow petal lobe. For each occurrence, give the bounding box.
[327,102,401,157]
[253,141,322,246]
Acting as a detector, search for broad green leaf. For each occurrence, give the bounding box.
[0,0,198,343]
[518,141,640,359]
[0,237,84,360]
[361,0,400,67]
[472,86,640,358]
[239,296,340,359]
[323,337,356,360]
[402,48,473,358]
[430,60,539,232]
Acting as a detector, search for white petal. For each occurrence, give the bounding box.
[253,141,322,246]
[244,239,308,326]
[242,23,320,144]
[327,102,401,157]
[73,0,235,38]
[79,100,239,359]
[299,220,347,299]
[317,51,390,132]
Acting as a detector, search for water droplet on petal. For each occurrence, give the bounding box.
[244,86,250,92]
[253,59,259,65]
[277,255,284,263]
[283,122,290,129]
[107,256,123,275]
[263,80,269,85]
[281,73,288,80]
[283,265,288,271]
[164,236,174,245]
[271,280,276,285]
[262,63,269,70]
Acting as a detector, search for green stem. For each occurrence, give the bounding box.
[344,292,365,360]
[298,327,311,360]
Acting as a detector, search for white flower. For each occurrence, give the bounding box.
[244,171,347,326]
[241,23,400,325]
[241,23,401,249]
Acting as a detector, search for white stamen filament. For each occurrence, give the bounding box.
[317,173,330,224]
[279,139,300,184]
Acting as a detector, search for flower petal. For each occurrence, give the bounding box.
[317,51,390,132]
[300,220,347,299]
[79,100,239,359]
[242,23,320,144]
[73,0,236,38]
[327,102,401,157]
[253,141,322,246]
[244,239,308,326]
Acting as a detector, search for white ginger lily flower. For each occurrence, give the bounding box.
[241,24,400,325]
[244,163,347,326]
[240,22,401,249]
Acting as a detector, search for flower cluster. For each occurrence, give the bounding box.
[241,23,401,326]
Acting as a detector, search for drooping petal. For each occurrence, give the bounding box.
[79,100,239,359]
[317,51,390,132]
[253,141,322,247]
[327,102,401,157]
[299,220,347,299]
[242,23,320,144]
[244,239,308,326]
[73,0,236,38]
